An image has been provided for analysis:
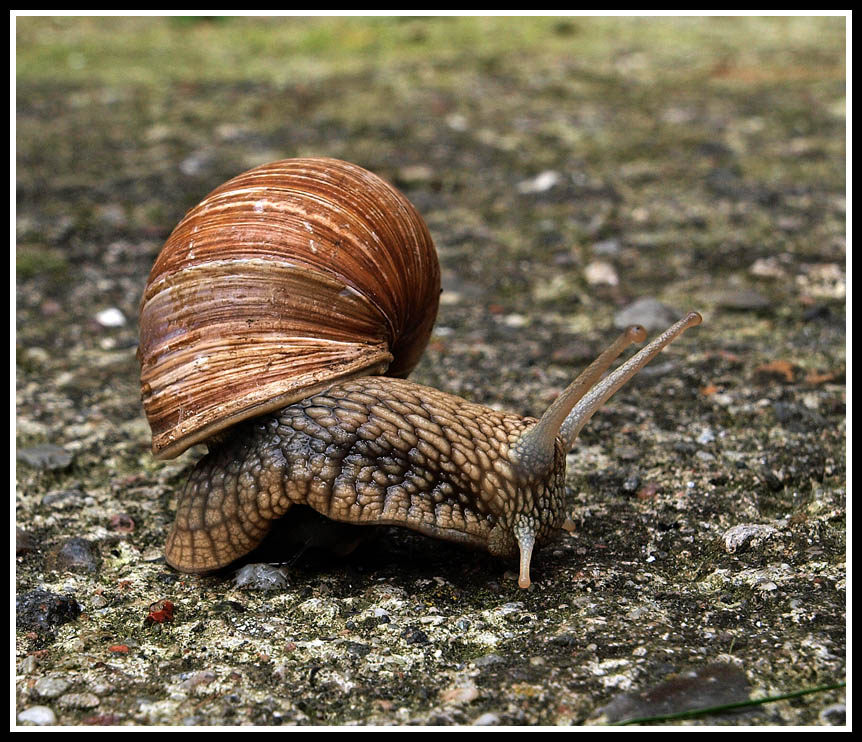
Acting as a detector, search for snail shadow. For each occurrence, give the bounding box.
[232,505,508,590]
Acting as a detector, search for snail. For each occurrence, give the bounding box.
[138,157,701,589]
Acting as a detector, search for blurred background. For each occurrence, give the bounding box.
[16,14,846,429]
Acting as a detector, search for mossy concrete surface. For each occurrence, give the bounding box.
[16,16,845,727]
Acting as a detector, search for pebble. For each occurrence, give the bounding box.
[441,684,479,705]
[297,597,340,623]
[584,260,619,287]
[445,113,468,131]
[749,256,787,279]
[397,164,435,184]
[716,289,771,311]
[613,298,678,331]
[473,712,501,725]
[419,615,445,626]
[622,474,641,493]
[16,589,81,633]
[16,444,74,471]
[34,676,71,698]
[597,663,749,724]
[17,705,57,726]
[401,626,430,645]
[723,524,779,554]
[18,655,39,674]
[472,653,504,667]
[819,702,846,725]
[342,641,372,658]
[493,602,524,617]
[57,692,100,710]
[23,346,51,366]
[797,262,844,299]
[95,307,126,327]
[90,594,109,609]
[234,563,290,591]
[502,313,528,328]
[517,170,561,194]
[42,486,85,508]
[212,600,245,615]
[181,671,217,691]
[46,537,102,575]
[697,428,716,445]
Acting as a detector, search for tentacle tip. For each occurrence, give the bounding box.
[685,311,703,327]
[515,519,536,589]
[626,324,648,343]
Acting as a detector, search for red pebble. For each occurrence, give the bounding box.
[145,599,175,624]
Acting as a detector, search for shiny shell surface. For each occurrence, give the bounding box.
[139,158,440,458]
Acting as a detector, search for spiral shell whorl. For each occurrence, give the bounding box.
[139,158,441,459]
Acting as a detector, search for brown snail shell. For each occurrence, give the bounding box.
[138,158,441,459]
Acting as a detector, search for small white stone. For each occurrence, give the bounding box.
[584,260,619,287]
[697,428,716,445]
[502,313,528,328]
[446,113,468,131]
[517,170,561,194]
[95,307,126,327]
[18,705,57,725]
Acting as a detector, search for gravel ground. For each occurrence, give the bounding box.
[15,16,846,727]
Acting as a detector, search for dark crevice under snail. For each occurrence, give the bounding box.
[138,157,701,589]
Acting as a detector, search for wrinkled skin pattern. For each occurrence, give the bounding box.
[165,376,566,575]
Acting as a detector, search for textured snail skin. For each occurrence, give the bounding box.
[165,376,566,577]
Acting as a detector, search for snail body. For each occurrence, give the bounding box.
[140,158,701,588]
[165,376,566,581]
